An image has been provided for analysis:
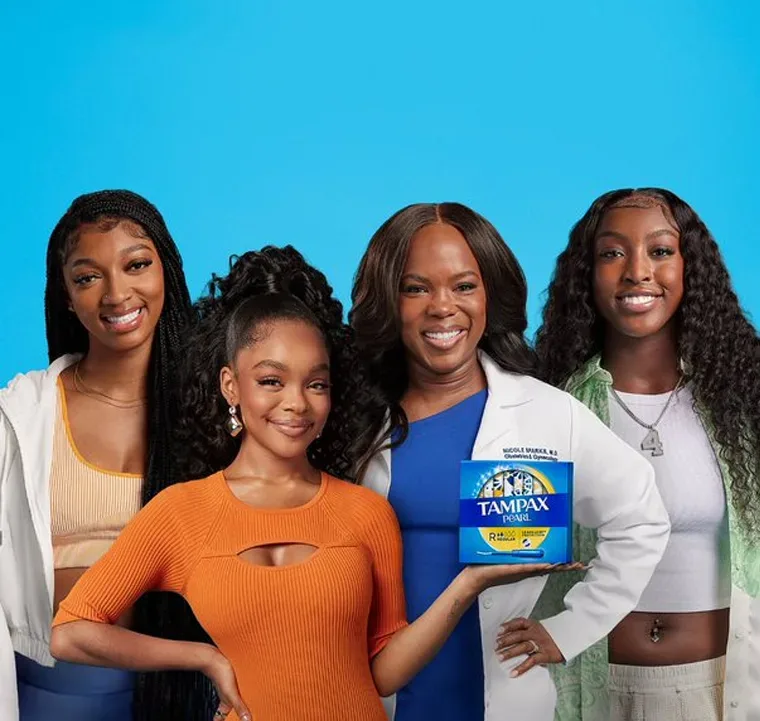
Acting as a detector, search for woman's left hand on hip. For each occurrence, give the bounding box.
[495,617,564,676]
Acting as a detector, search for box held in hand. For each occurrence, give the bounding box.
[459,460,573,564]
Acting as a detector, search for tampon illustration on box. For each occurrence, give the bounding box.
[459,460,573,565]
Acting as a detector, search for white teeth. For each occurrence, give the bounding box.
[620,295,657,306]
[105,308,141,324]
[424,330,462,340]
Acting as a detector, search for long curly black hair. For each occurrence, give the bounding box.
[45,189,217,721]
[350,202,537,476]
[174,245,379,483]
[536,187,760,534]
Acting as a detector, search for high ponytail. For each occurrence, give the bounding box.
[174,245,380,483]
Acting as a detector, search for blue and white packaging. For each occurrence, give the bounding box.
[459,460,574,564]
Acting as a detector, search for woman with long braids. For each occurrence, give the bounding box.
[535,187,760,721]
[0,190,212,721]
[349,202,670,721]
[48,245,576,721]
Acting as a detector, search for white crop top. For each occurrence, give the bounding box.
[608,385,731,613]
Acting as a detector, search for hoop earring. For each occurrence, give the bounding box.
[225,405,243,437]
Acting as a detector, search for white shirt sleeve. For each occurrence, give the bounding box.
[0,414,19,721]
[540,396,671,662]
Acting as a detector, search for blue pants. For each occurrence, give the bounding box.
[15,653,135,721]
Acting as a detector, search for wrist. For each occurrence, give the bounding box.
[455,567,484,602]
[195,642,224,676]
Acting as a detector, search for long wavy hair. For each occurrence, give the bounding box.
[174,245,378,483]
[350,202,537,476]
[536,187,760,534]
[45,190,215,721]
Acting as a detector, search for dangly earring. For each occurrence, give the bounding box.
[226,405,243,437]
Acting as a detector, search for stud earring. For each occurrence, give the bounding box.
[225,405,243,437]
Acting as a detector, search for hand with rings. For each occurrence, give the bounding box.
[213,711,242,720]
[202,647,251,721]
[494,617,565,677]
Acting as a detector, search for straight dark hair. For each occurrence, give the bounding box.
[350,202,536,475]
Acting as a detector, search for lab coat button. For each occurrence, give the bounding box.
[483,597,493,609]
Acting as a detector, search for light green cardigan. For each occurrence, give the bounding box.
[530,356,760,721]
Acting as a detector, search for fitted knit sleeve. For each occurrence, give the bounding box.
[355,490,408,658]
[53,481,211,627]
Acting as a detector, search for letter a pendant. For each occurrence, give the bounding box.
[641,428,664,457]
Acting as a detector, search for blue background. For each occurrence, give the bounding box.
[2,1,758,384]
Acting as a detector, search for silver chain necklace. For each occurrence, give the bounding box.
[609,376,684,457]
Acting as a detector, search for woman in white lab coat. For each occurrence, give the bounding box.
[349,202,670,721]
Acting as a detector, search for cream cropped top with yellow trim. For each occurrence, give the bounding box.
[51,379,143,570]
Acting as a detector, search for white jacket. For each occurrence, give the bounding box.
[0,593,18,721]
[0,354,78,684]
[362,354,671,721]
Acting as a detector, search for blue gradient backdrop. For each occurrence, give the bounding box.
[1,1,758,383]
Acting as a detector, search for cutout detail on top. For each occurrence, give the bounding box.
[237,542,319,568]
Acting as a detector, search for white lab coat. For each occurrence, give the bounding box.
[361,353,671,721]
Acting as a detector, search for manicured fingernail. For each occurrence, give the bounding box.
[510,670,518,678]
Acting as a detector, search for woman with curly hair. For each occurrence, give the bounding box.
[47,245,562,721]
[350,203,670,721]
[535,187,760,721]
[0,190,213,721]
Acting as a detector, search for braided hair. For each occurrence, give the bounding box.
[45,190,215,721]
[174,245,379,484]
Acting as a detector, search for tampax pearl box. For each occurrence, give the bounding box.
[459,460,573,564]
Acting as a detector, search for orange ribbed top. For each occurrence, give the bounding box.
[54,472,407,721]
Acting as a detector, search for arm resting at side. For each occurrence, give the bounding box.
[50,483,208,665]
[50,620,250,720]
[50,620,216,673]
[49,483,251,720]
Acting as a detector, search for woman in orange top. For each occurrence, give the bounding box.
[50,246,579,721]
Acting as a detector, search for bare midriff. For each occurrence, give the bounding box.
[609,609,729,666]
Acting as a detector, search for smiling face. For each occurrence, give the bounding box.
[398,222,487,380]
[62,221,165,355]
[592,204,684,342]
[220,319,331,463]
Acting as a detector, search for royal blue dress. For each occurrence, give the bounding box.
[390,389,488,721]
